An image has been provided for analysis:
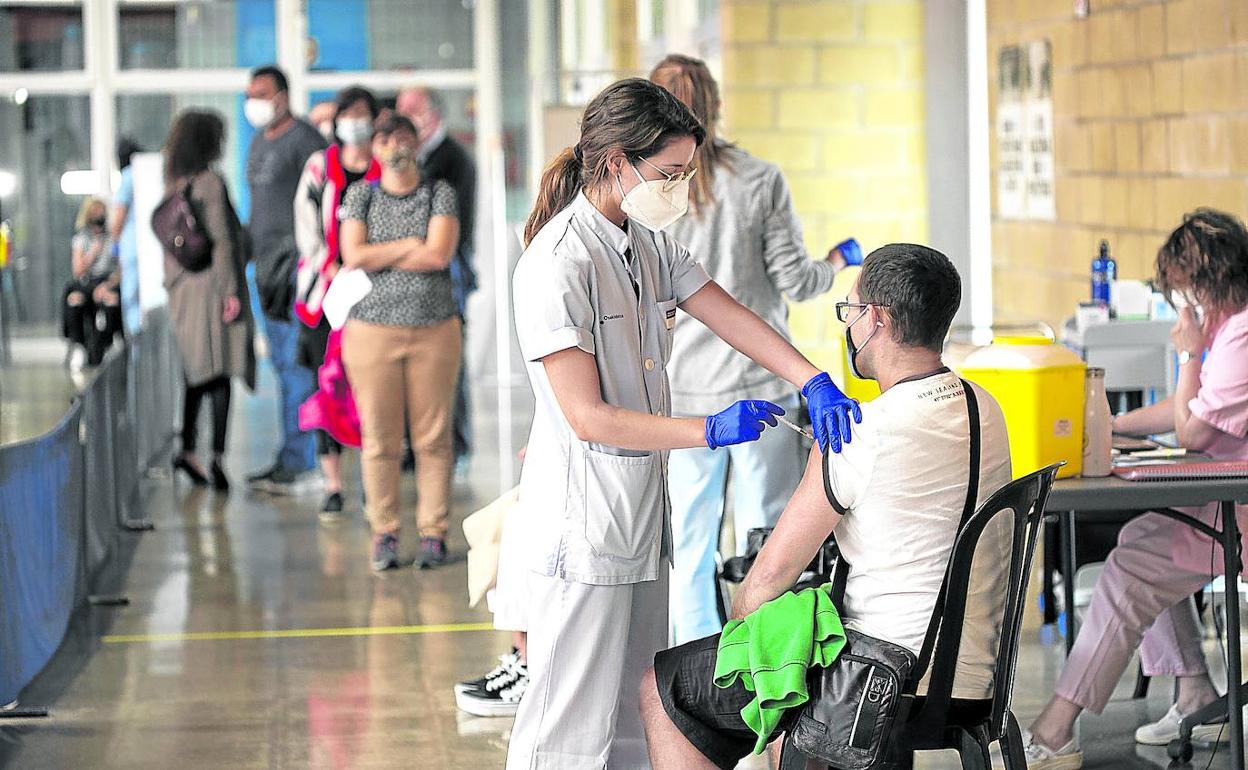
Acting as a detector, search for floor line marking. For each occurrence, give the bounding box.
[102,622,497,644]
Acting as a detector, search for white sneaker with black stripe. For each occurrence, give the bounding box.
[454,661,528,717]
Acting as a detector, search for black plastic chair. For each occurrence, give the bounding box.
[779,462,1063,770]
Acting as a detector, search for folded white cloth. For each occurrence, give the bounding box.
[322,267,372,330]
[462,487,520,608]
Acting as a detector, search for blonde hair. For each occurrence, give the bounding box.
[74,197,107,231]
[649,54,734,213]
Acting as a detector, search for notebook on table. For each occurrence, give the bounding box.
[1112,461,1248,482]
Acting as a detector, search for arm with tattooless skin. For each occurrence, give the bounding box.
[542,346,784,452]
[541,279,860,455]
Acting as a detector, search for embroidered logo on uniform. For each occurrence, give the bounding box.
[601,313,624,322]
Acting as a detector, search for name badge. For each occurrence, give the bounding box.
[664,307,677,330]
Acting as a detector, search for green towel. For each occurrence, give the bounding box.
[713,583,846,754]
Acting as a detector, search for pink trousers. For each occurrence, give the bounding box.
[1056,507,1241,713]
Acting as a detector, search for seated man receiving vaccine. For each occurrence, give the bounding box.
[639,244,1014,770]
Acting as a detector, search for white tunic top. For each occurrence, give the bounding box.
[512,192,712,585]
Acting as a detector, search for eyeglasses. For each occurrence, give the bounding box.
[834,301,889,324]
[636,156,697,193]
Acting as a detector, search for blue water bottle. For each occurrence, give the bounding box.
[1091,240,1115,307]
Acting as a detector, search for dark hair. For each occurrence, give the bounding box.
[332,85,379,145]
[373,113,419,141]
[649,54,733,213]
[858,243,962,353]
[117,136,141,170]
[524,78,706,246]
[1156,208,1248,317]
[250,65,288,93]
[163,110,225,181]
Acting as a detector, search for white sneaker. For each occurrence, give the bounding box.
[1135,703,1230,746]
[68,345,86,372]
[1020,730,1083,770]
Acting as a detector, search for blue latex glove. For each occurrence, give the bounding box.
[109,243,120,259]
[835,238,863,266]
[802,372,862,454]
[705,400,785,450]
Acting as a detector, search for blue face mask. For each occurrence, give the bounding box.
[845,307,880,380]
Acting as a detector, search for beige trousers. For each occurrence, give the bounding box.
[342,317,461,539]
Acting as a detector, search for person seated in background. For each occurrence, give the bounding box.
[1021,209,1248,770]
[63,196,122,370]
[639,244,1014,770]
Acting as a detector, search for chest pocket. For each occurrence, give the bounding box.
[656,298,678,362]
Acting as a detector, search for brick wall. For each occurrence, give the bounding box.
[720,0,927,395]
[989,0,1248,329]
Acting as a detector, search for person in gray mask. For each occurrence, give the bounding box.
[243,64,327,494]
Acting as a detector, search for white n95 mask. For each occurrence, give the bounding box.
[619,162,690,233]
[244,98,276,129]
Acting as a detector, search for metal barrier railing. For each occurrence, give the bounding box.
[0,307,178,713]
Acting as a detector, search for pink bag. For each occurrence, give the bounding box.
[298,329,361,448]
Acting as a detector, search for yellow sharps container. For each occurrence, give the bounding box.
[955,337,1086,479]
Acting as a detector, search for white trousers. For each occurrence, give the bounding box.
[505,568,669,770]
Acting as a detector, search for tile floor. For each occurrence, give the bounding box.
[0,359,1243,769]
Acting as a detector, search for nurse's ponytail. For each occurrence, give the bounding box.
[525,147,582,247]
[523,78,705,246]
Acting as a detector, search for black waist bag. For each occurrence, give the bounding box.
[789,379,982,770]
[789,629,918,768]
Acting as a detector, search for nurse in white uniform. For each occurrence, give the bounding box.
[507,78,860,770]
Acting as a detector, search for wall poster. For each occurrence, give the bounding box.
[996,40,1055,221]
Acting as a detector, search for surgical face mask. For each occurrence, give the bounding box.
[336,118,373,146]
[244,98,276,129]
[617,160,690,233]
[380,145,418,173]
[1171,289,1207,324]
[845,306,882,380]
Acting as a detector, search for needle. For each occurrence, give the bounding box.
[775,414,814,441]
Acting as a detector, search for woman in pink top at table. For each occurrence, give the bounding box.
[1023,208,1248,770]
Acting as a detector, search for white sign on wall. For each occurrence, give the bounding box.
[996,100,1025,219]
[996,40,1055,221]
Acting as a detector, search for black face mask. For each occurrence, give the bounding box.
[89,217,106,228]
[845,308,880,380]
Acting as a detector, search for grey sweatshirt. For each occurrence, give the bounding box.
[666,145,837,416]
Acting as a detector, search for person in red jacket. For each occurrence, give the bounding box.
[293,85,381,519]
